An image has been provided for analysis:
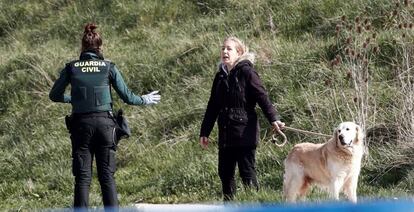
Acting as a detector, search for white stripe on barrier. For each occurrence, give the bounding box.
[134,203,227,212]
[134,199,414,212]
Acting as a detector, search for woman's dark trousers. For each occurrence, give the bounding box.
[218,146,259,201]
[70,112,118,209]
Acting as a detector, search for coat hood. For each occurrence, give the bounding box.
[235,52,256,66]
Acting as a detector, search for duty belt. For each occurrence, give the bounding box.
[72,111,112,118]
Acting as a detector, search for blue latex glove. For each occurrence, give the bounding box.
[142,90,161,105]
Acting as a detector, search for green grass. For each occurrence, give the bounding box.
[0,0,413,210]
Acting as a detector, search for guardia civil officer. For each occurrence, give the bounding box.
[199,36,285,201]
[49,23,161,210]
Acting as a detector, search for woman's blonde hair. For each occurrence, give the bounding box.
[223,36,249,55]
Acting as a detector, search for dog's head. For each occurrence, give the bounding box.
[334,122,364,148]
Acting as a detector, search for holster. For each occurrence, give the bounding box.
[113,109,131,143]
[65,114,73,133]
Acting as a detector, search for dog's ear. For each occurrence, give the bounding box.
[355,124,364,145]
[333,126,339,142]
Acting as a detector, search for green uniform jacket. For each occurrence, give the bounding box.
[49,51,145,113]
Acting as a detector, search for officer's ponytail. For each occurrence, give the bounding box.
[81,23,102,54]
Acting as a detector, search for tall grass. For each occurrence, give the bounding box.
[0,0,413,210]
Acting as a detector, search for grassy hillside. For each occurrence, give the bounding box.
[0,0,413,210]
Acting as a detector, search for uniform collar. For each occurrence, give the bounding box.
[80,50,104,60]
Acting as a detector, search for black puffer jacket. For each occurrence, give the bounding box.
[200,54,280,147]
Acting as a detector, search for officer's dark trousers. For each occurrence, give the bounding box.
[70,112,118,209]
[218,146,259,201]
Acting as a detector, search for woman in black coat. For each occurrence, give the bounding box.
[199,36,285,201]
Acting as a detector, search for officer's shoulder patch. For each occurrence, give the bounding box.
[104,60,115,68]
[64,62,73,76]
[68,60,79,66]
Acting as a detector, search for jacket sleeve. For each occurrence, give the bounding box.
[245,67,280,123]
[199,73,221,137]
[49,64,72,103]
[109,63,145,105]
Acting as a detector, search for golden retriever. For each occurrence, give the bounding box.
[283,122,364,203]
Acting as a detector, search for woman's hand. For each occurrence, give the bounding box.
[199,136,209,149]
[272,120,285,132]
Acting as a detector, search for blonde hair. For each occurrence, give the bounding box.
[223,36,249,55]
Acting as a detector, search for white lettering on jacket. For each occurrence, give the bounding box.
[74,61,106,72]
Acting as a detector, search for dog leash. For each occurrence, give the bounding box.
[272,126,331,147]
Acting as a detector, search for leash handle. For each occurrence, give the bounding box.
[272,128,288,147]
